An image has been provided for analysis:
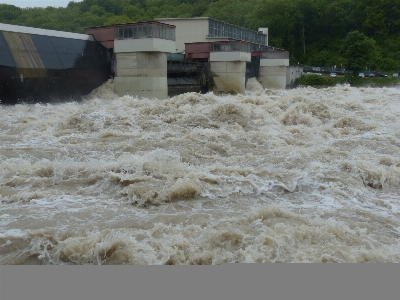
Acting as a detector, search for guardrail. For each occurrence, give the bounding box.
[303,66,351,74]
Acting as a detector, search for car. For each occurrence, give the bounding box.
[374,72,387,78]
[364,71,376,77]
[358,72,365,78]
[330,72,337,77]
[393,73,399,78]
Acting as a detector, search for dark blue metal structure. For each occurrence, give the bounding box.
[0,24,111,104]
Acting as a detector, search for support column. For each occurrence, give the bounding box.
[209,44,251,95]
[114,52,168,99]
[210,61,247,94]
[112,23,176,100]
[259,53,289,89]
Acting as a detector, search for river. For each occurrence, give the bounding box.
[1,79,399,264]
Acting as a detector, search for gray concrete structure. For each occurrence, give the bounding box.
[286,65,303,87]
[112,22,176,99]
[209,41,251,94]
[259,51,289,89]
[114,52,168,99]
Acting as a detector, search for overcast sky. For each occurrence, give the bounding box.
[1,1,82,8]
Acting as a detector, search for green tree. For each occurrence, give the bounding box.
[359,0,400,36]
[340,30,378,75]
[1,0,399,71]
[0,4,21,22]
[204,0,252,27]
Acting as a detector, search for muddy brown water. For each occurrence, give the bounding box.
[1,79,400,264]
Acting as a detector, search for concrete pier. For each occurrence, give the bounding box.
[112,22,176,99]
[259,50,289,89]
[286,65,303,87]
[209,41,251,94]
[114,52,168,99]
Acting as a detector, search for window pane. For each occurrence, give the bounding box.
[143,24,147,36]
[153,24,158,38]
[139,25,143,38]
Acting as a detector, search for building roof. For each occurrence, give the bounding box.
[155,17,210,21]
[0,23,93,41]
[85,21,176,30]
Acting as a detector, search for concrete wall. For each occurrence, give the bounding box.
[259,66,287,89]
[210,52,251,62]
[211,61,247,94]
[259,58,290,89]
[286,65,303,87]
[114,52,168,99]
[114,38,176,53]
[260,59,289,67]
[155,18,209,53]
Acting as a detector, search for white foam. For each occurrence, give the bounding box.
[1,85,400,263]
[0,229,27,238]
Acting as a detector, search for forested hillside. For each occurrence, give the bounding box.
[1,0,399,71]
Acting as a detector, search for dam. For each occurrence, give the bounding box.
[1,18,300,104]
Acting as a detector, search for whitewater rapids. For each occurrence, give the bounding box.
[1,79,400,264]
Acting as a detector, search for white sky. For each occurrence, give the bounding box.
[1,1,82,8]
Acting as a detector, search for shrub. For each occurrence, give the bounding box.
[298,74,334,85]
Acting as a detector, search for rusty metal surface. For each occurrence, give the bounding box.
[85,26,115,49]
[85,21,177,48]
[2,31,46,78]
[185,42,211,60]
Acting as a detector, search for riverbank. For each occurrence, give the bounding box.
[298,74,400,87]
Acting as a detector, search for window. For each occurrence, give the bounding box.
[115,23,175,40]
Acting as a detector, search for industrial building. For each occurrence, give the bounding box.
[0,23,111,104]
[154,17,268,53]
[1,18,302,103]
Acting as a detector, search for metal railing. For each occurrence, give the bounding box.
[167,53,185,61]
[208,19,266,45]
[303,66,351,74]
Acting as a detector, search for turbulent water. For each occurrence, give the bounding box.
[1,79,400,264]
